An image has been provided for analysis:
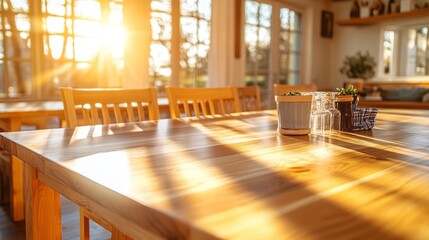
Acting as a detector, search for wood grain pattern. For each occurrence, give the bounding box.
[1,109,429,239]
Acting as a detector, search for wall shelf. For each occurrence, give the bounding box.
[336,8,429,26]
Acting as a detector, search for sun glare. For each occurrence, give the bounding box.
[95,24,125,59]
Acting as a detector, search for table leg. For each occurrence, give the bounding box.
[8,119,24,221]
[9,117,49,221]
[25,163,62,240]
[10,155,24,221]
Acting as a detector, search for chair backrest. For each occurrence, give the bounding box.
[237,85,262,111]
[166,86,241,119]
[273,84,317,96]
[60,87,160,128]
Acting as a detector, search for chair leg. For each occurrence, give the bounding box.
[80,208,90,240]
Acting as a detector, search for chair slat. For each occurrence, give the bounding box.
[166,87,241,119]
[126,102,135,122]
[101,105,111,124]
[192,101,200,118]
[136,103,146,121]
[237,86,262,111]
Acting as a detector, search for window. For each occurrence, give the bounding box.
[1,0,212,99]
[245,0,302,108]
[279,8,301,85]
[149,0,211,95]
[0,0,124,99]
[382,23,429,78]
[382,30,394,75]
[245,1,272,87]
[0,0,31,97]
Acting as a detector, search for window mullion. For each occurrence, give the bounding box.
[171,0,180,87]
[29,0,44,99]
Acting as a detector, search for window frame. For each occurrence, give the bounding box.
[379,18,429,81]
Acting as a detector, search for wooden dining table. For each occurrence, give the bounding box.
[0,109,428,239]
[0,100,65,221]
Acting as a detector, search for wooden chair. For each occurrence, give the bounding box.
[60,87,160,128]
[273,83,317,96]
[237,86,262,111]
[166,86,241,119]
[60,87,160,240]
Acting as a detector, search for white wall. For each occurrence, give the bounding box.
[330,1,381,89]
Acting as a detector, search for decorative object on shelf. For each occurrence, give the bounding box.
[336,8,429,26]
[321,10,334,38]
[388,0,399,13]
[370,0,386,16]
[340,51,377,80]
[350,0,361,18]
[276,92,313,135]
[400,0,414,12]
[360,0,370,17]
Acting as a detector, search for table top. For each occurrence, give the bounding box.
[1,109,429,239]
[0,101,64,117]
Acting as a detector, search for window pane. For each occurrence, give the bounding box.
[290,32,300,51]
[10,0,29,12]
[15,14,30,31]
[245,1,271,89]
[279,7,301,85]
[74,20,99,36]
[383,30,394,74]
[6,60,31,96]
[289,53,300,71]
[151,0,171,13]
[74,0,101,19]
[45,17,66,34]
[151,12,171,40]
[416,27,428,75]
[149,42,171,87]
[289,72,299,85]
[179,0,211,88]
[74,37,98,61]
[150,0,172,89]
[4,32,30,58]
[44,0,67,16]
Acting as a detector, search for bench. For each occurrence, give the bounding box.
[358,81,429,109]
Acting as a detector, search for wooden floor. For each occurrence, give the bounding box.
[0,196,111,240]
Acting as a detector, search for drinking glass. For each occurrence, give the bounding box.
[310,92,331,136]
[327,92,341,134]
